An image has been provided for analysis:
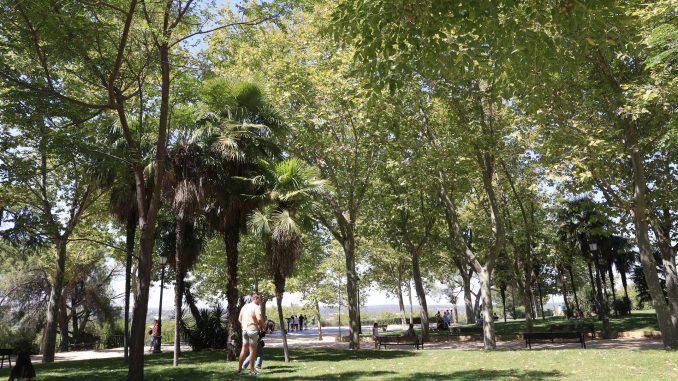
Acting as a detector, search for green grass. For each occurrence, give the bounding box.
[372,311,660,337]
[1,347,675,380]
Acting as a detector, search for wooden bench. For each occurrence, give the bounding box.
[69,336,100,351]
[0,349,12,369]
[523,331,586,349]
[376,335,423,350]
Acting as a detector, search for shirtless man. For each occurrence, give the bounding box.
[238,293,265,375]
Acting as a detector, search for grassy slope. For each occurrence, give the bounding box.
[1,347,675,381]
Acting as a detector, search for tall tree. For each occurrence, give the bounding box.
[249,158,328,362]
[0,116,103,361]
[207,5,390,349]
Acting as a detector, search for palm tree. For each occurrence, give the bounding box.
[90,132,149,361]
[164,138,208,366]
[198,79,283,360]
[249,158,329,362]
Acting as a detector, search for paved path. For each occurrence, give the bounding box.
[30,345,192,364]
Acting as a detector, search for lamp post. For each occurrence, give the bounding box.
[154,255,168,353]
[588,242,611,339]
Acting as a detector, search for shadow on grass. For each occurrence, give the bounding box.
[255,370,398,380]
[276,347,414,362]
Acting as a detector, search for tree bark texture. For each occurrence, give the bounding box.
[478,268,496,349]
[124,215,136,361]
[342,237,361,349]
[43,239,67,363]
[411,250,429,340]
[275,273,290,362]
[223,227,241,360]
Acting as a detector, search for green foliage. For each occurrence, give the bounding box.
[181,305,229,352]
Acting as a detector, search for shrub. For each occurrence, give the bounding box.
[0,323,39,354]
[181,306,228,351]
[613,297,632,316]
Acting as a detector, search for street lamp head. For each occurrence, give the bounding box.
[589,242,598,252]
[159,255,168,266]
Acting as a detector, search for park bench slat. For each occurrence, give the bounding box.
[376,335,423,350]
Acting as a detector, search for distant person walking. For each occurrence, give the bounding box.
[299,315,305,331]
[148,318,160,352]
[238,293,265,376]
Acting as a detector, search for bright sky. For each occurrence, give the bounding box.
[110,267,458,311]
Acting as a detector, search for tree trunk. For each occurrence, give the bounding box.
[124,214,136,361]
[510,286,516,319]
[173,220,185,367]
[128,222,156,380]
[592,252,611,339]
[478,268,496,349]
[275,274,290,362]
[183,285,202,323]
[558,267,570,318]
[341,236,361,349]
[407,279,414,324]
[607,262,617,305]
[631,204,678,347]
[453,303,459,324]
[537,281,545,320]
[43,238,67,363]
[128,35,170,381]
[600,265,610,303]
[396,279,407,328]
[568,266,581,315]
[224,226,241,360]
[59,294,69,352]
[658,241,678,322]
[586,261,597,313]
[411,250,429,340]
[461,272,474,324]
[522,284,534,332]
[71,293,79,339]
[625,123,678,348]
[500,285,507,322]
[620,269,629,300]
[315,299,323,341]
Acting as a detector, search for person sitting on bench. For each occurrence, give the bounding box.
[405,323,415,336]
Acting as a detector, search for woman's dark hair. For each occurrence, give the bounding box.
[11,351,36,378]
[373,322,378,327]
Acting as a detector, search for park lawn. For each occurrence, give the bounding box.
[0,347,675,381]
[373,311,660,337]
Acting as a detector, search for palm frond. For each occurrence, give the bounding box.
[248,209,272,238]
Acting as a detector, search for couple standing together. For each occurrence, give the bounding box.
[238,293,266,376]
